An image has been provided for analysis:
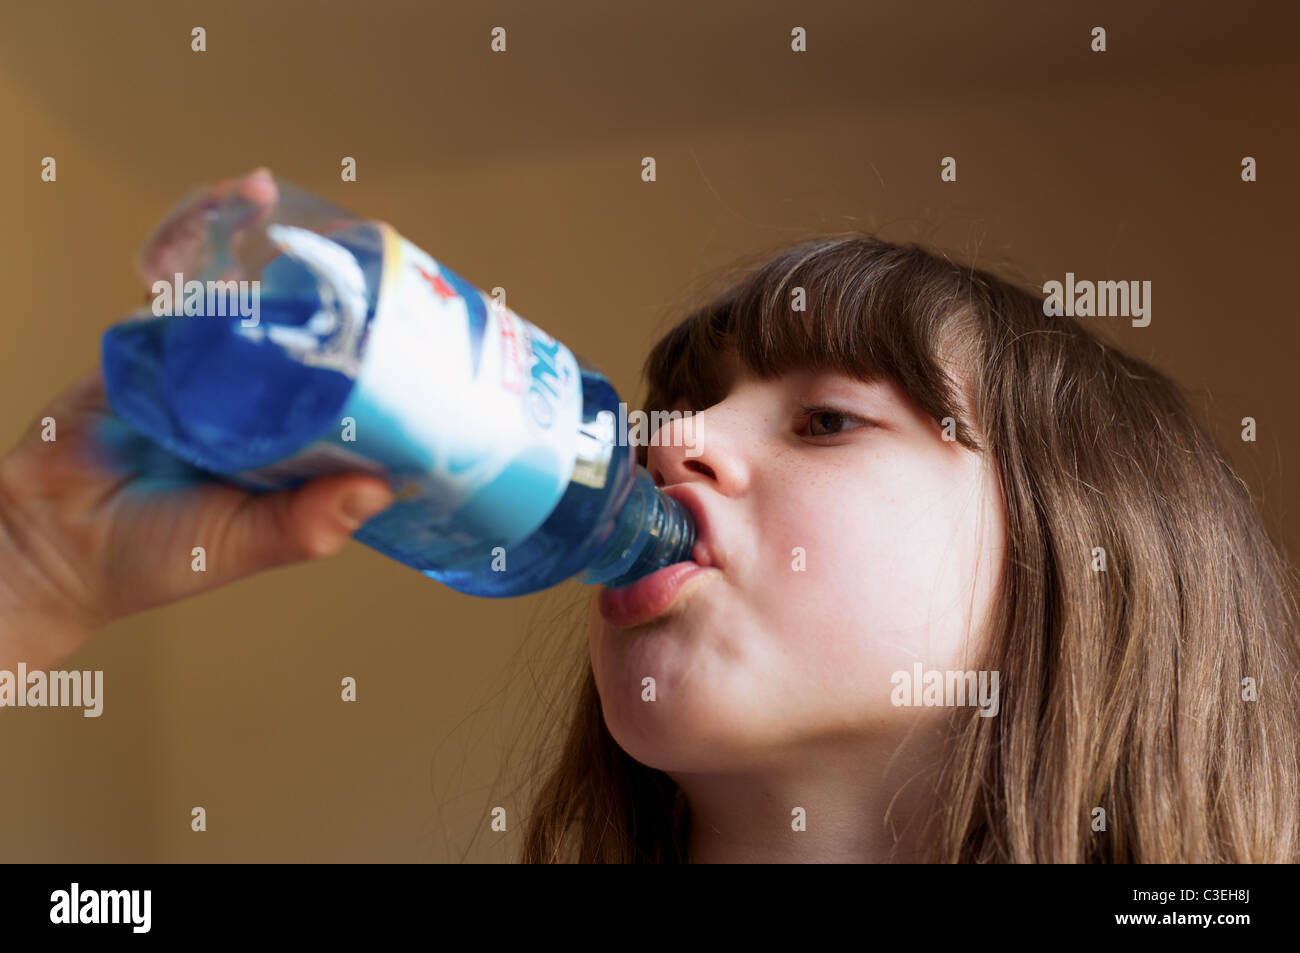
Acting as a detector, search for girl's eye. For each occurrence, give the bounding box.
[797,404,872,439]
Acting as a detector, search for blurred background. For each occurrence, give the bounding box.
[0,0,1296,861]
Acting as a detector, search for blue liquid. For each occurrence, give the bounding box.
[102,300,354,476]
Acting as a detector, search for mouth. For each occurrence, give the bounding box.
[597,561,720,628]
[597,482,723,628]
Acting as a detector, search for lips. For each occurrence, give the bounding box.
[597,561,720,628]
[597,482,723,628]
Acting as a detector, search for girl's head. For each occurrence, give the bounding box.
[590,246,1007,780]
[521,235,1300,863]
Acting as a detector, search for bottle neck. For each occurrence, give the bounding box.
[580,466,696,586]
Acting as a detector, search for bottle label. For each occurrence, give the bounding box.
[232,223,583,570]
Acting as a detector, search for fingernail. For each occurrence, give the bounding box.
[338,486,392,530]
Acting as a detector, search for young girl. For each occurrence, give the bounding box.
[2,236,1296,863]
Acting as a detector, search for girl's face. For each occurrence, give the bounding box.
[588,349,1007,773]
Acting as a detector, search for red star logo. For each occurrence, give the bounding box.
[417,265,457,301]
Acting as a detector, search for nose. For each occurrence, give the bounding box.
[651,454,713,487]
[645,403,746,493]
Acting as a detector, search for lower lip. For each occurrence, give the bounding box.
[598,562,718,629]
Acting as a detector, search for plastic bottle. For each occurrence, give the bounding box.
[100,169,696,596]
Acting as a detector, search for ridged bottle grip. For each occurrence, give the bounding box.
[597,479,698,587]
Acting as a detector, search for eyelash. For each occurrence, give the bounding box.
[797,403,874,439]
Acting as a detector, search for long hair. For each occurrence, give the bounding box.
[518,235,1300,862]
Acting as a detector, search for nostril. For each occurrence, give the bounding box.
[684,460,716,480]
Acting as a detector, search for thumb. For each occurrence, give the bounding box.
[223,473,396,577]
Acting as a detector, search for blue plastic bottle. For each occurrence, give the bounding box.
[100,170,695,596]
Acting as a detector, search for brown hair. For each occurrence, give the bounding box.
[514,234,1300,862]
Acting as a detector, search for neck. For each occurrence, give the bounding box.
[674,717,949,863]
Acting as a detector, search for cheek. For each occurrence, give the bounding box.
[743,493,911,699]
[753,464,985,673]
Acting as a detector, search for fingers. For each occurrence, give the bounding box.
[233,167,278,205]
[221,473,395,579]
[136,168,280,286]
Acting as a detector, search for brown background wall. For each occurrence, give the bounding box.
[1,0,1296,861]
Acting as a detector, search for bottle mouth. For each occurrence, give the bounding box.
[584,473,697,587]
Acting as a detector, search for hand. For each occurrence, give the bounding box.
[0,366,394,669]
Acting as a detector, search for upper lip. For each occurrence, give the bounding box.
[658,483,721,570]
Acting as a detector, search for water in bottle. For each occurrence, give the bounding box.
[100,169,697,596]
